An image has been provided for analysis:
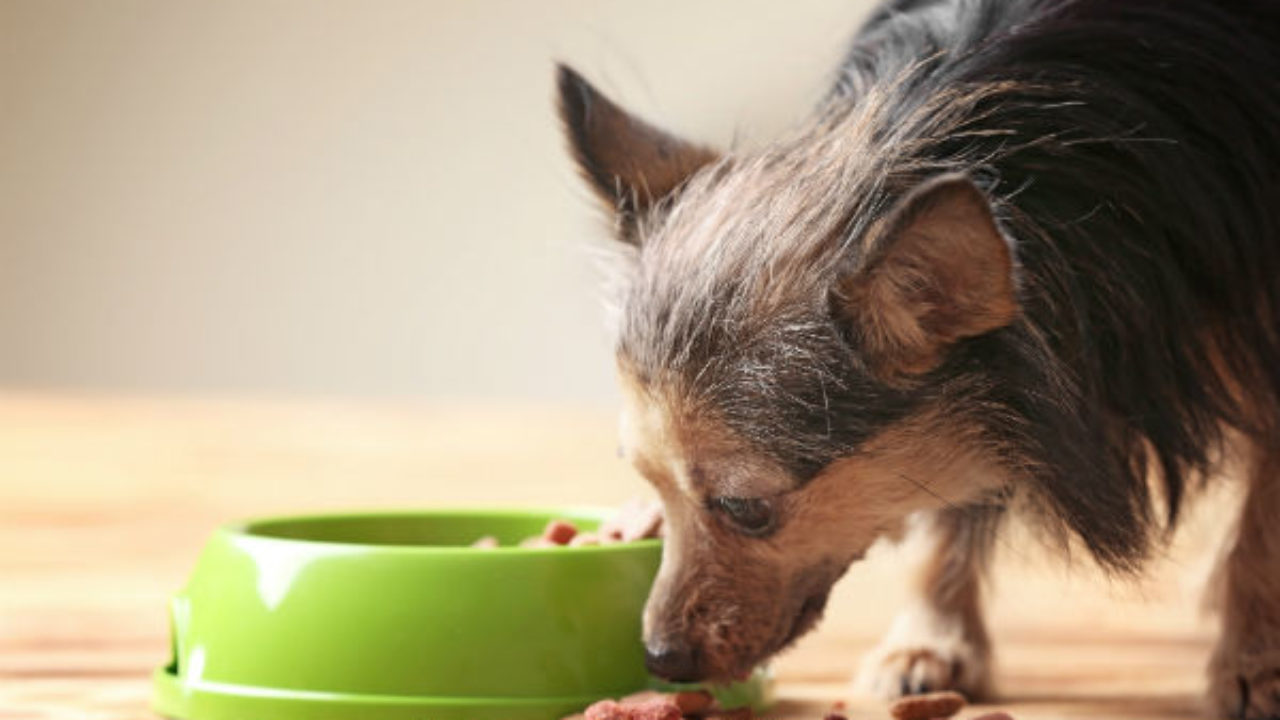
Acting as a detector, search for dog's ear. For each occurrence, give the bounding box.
[836,174,1018,380]
[556,64,719,244]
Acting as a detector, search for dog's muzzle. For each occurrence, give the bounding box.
[643,642,702,683]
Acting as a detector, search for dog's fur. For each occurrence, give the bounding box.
[557,0,1280,716]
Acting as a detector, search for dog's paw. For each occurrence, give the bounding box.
[858,645,973,698]
[855,607,991,701]
[1209,649,1280,720]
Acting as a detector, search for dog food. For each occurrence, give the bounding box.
[581,695,681,720]
[673,691,714,715]
[599,498,664,542]
[568,687,1003,720]
[472,499,665,548]
[579,699,625,720]
[888,690,966,720]
[543,519,579,545]
[564,689,751,720]
[512,519,583,548]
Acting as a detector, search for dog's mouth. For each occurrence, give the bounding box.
[709,591,832,683]
[778,589,830,651]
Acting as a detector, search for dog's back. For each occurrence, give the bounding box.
[827,0,1280,558]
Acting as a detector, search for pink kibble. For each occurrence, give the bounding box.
[583,699,628,720]
[543,519,579,545]
[600,498,664,543]
[618,691,667,704]
[628,698,682,720]
[470,535,499,549]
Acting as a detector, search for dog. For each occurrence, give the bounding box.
[555,0,1280,717]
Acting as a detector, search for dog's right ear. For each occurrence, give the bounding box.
[835,174,1019,381]
[556,64,719,244]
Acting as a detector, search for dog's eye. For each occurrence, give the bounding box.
[711,496,776,536]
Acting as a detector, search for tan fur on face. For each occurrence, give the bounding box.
[618,366,795,500]
[620,364,1011,681]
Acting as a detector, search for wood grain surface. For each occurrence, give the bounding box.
[0,392,1240,719]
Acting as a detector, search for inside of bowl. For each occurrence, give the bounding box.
[243,510,605,547]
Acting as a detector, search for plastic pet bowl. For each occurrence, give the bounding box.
[152,508,769,720]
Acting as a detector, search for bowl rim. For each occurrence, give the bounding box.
[221,505,663,556]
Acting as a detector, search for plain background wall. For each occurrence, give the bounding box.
[0,0,877,404]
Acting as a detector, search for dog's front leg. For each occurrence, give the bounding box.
[856,505,1000,700]
[1209,441,1280,720]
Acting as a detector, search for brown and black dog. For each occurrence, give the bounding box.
[556,1,1280,717]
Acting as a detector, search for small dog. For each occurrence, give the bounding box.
[556,0,1280,717]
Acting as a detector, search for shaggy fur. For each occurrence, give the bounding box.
[558,0,1280,715]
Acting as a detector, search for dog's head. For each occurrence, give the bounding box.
[557,66,1020,682]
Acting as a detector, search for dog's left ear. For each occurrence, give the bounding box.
[836,174,1018,379]
[556,64,720,244]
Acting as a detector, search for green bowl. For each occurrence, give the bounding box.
[152,508,769,720]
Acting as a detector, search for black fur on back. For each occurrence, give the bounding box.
[830,0,1280,567]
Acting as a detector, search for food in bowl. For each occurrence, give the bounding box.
[474,499,665,549]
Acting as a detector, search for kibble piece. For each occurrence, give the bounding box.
[822,714,849,720]
[576,693,684,720]
[888,690,966,720]
[599,498,664,543]
[582,699,628,720]
[673,689,715,715]
[597,505,631,542]
[628,698,682,720]
[543,519,579,545]
[487,501,665,552]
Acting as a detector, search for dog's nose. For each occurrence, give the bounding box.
[644,643,701,682]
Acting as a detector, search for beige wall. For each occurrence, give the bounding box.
[0,0,875,403]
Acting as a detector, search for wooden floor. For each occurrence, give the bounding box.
[0,393,1241,719]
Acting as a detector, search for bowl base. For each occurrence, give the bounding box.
[152,668,611,720]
